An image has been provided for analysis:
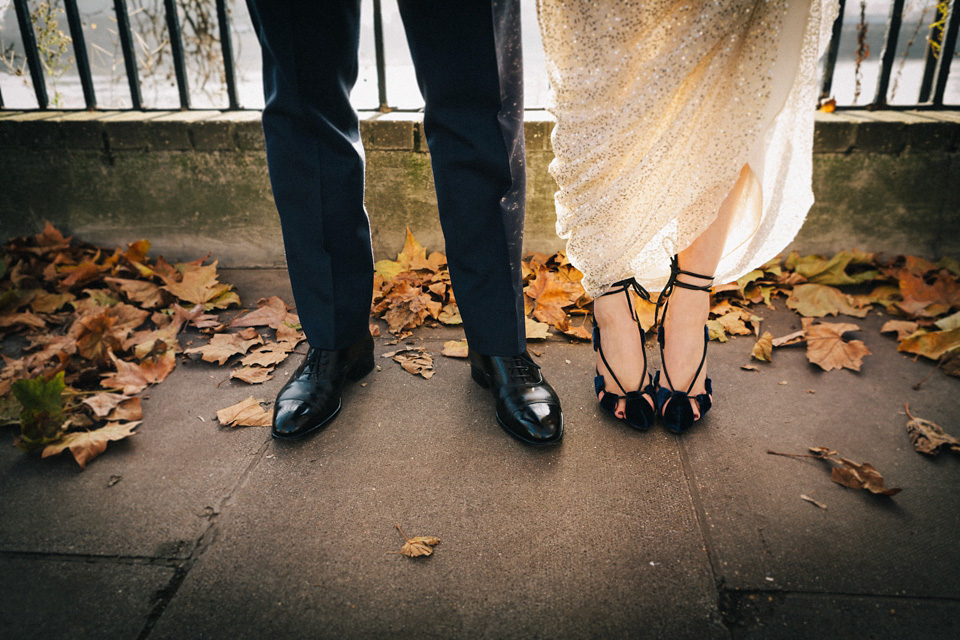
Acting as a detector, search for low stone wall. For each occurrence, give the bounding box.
[1,109,958,265]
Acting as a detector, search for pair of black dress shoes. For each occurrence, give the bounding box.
[272,334,563,445]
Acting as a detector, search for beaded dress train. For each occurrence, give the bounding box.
[537,0,840,297]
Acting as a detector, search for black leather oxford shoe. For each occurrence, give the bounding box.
[469,351,563,445]
[271,334,375,439]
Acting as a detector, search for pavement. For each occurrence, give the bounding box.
[1,267,959,640]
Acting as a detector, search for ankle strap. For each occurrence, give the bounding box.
[654,256,714,329]
[599,277,650,324]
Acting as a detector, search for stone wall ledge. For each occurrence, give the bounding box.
[1,109,958,265]
[1,108,958,154]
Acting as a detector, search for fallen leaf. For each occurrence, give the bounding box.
[382,348,435,379]
[935,310,960,332]
[231,366,274,384]
[897,327,960,361]
[441,339,469,358]
[768,448,901,496]
[102,351,176,395]
[104,277,165,308]
[741,364,759,372]
[216,396,272,427]
[184,332,264,365]
[804,319,871,372]
[524,267,583,327]
[896,269,960,317]
[395,524,440,558]
[904,403,960,456]
[41,421,140,469]
[162,260,238,310]
[772,329,806,348]
[525,316,551,340]
[786,284,868,318]
[880,320,920,341]
[81,392,128,419]
[12,371,67,452]
[751,331,774,362]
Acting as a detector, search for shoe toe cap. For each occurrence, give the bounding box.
[272,398,339,438]
[508,401,563,444]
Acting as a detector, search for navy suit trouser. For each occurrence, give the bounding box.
[246,0,527,356]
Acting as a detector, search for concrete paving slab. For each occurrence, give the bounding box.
[731,593,960,639]
[0,361,273,559]
[0,557,174,640]
[150,339,725,639]
[678,304,960,599]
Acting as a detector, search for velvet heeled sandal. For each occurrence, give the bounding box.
[592,278,658,431]
[653,256,714,434]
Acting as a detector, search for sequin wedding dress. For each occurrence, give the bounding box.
[537,0,840,297]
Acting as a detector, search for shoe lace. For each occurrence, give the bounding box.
[301,348,330,378]
[505,355,541,384]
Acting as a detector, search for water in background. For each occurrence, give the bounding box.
[0,0,956,110]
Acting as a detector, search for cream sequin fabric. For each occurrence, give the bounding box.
[538,0,840,296]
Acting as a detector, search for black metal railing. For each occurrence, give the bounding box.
[1,0,958,112]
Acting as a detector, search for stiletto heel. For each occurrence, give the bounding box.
[593,278,658,431]
[653,256,714,434]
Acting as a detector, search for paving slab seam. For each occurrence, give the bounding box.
[718,587,960,635]
[676,435,733,637]
[135,435,273,640]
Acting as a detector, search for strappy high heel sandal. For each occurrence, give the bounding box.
[592,278,658,431]
[653,256,714,434]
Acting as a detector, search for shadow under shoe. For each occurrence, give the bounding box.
[271,333,375,440]
[469,350,563,445]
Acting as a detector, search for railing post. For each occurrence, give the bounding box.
[13,0,49,109]
[216,0,240,110]
[870,0,905,109]
[164,0,191,109]
[113,0,143,109]
[820,0,846,101]
[932,0,960,106]
[373,0,389,111]
[64,0,97,109]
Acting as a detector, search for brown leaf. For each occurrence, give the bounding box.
[230,366,274,384]
[441,339,469,358]
[800,494,827,509]
[81,392,128,419]
[437,303,462,325]
[524,267,583,327]
[104,277,165,309]
[162,260,238,310]
[525,316,551,340]
[0,311,48,332]
[395,524,440,558]
[555,317,591,341]
[880,320,920,341]
[830,459,901,496]
[29,291,75,314]
[73,312,123,365]
[240,342,293,368]
[184,332,264,365]
[896,269,960,317]
[751,331,774,362]
[905,403,960,456]
[382,348,435,379]
[804,319,871,372]
[897,327,960,361]
[216,396,272,427]
[41,421,140,469]
[772,329,806,348]
[102,351,176,395]
[786,284,868,318]
[229,296,294,329]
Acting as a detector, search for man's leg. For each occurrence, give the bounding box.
[397,0,526,357]
[398,0,562,445]
[246,0,372,351]
[247,0,375,439]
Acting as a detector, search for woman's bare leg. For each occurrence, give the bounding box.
[662,163,760,418]
[594,163,759,419]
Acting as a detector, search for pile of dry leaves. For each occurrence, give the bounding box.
[1,223,958,470]
[0,223,304,467]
